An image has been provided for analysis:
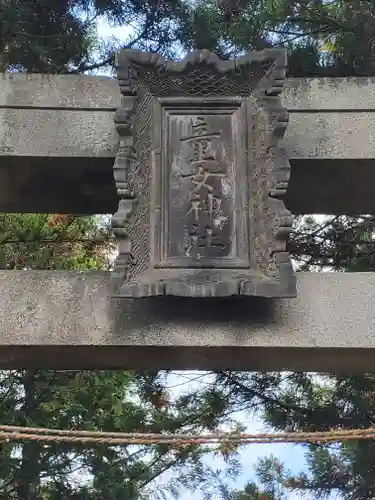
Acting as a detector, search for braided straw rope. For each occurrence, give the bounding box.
[0,425,375,445]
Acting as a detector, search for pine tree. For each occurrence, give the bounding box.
[3,1,375,498]
[220,456,290,500]
[0,4,240,498]
[0,0,187,72]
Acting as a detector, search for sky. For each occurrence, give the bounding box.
[162,372,308,500]
[95,17,335,500]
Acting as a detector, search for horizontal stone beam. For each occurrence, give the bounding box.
[1,76,374,160]
[1,74,375,214]
[2,74,375,111]
[0,270,374,372]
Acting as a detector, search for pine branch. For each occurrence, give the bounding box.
[72,12,158,74]
[219,372,315,417]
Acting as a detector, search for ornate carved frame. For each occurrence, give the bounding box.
[111,49,296,298]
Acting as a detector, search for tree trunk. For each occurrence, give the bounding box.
[17,371,41,500]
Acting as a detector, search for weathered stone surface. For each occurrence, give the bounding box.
[0,73,119,109]
[111,49,294,298]
[0,108,116,157]
[1,73,375,214]
[0,270,374,372]
[285,112,375,159]
[0,108,374,159]
[284,77,375,110]
[3,73,375,111]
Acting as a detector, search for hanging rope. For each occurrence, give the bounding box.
[1,424,375,446]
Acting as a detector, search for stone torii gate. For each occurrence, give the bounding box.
[0,49,375,372]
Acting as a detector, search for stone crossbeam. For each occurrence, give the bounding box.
[1,270,374,372]
[1,74,375,214]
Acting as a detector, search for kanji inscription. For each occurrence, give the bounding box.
[180,116,228,259]
[165,109,239,267]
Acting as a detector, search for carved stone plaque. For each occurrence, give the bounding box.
[112,49,296,298]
